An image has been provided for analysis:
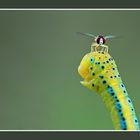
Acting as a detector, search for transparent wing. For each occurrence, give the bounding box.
[77,32,96,38]
[105,35,116,39]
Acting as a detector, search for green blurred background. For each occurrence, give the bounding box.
[0,10,140,130]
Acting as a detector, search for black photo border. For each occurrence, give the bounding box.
[0,0,140,8]
[0,130,139,139]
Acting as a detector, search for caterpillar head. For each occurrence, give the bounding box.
[78,51,120,93]
[78,52,98,90]
[78,53,95,82]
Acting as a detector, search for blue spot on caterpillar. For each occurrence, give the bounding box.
[90,58,94,63]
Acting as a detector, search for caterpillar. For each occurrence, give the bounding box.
[78,32,139,130]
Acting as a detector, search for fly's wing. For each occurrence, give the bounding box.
[77,32,96,38]
[105,35,117,39]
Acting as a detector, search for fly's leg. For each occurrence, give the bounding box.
[91,43,109,53]
[91,43,99,52]
[100,45,109,53]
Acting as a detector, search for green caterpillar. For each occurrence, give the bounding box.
[78,33,139,130]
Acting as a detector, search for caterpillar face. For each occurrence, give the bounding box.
[78,51,121,94]
[78,53,95,82]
